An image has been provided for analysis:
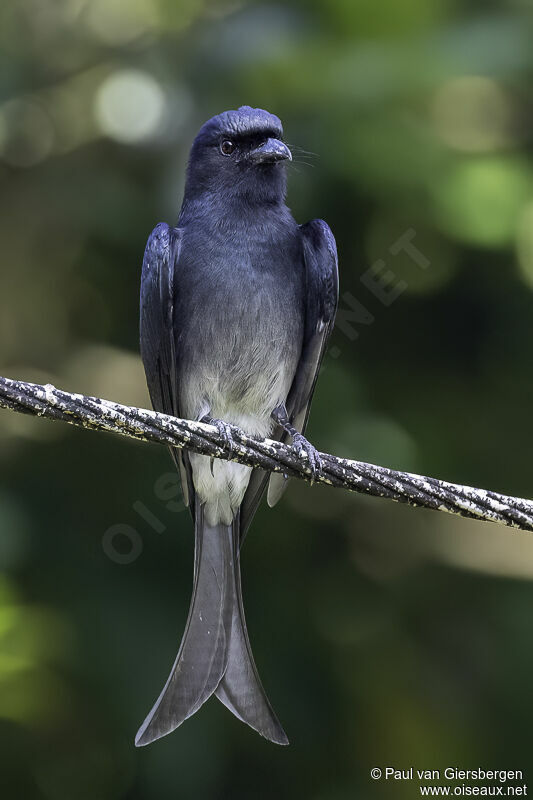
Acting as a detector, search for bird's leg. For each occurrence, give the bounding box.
[271,403,322,484]
[200,415,237,476]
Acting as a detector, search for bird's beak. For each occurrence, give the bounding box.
[248,138,292,165]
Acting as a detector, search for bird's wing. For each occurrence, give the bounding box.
[140,222,194,513]
[240,219,338,535]
[266,219,339,507]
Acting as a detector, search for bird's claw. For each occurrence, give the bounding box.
[202,416,237,461]
[271,404,322,484]
[291,432,322,484]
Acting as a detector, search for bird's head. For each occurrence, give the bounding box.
[184,106,292,206]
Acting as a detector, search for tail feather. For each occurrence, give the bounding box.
[135,505,287,746]
[135,504,233,746]
[215,522,288,745]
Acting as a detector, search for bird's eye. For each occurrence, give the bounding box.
[220,140,235,156]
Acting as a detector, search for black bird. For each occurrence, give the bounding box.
[137,106,338,746]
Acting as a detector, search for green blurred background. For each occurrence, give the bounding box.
[1,0,533,797]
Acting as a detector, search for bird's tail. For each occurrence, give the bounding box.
[135,504,288,747]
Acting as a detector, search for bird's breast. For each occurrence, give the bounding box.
[177,240,304,435]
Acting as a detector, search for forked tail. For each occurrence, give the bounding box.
[135,505,288,746]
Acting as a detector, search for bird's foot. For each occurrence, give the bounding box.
[201,416,237,476]
[289,432,322,484]
[271,404,322,484]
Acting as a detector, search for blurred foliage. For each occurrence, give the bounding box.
[1,0,533,798]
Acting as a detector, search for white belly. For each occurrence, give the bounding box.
[187,358,294,526]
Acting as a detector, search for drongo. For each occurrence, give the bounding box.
[137,106,338,746]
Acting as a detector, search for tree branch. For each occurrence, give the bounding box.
[0,375,532,532]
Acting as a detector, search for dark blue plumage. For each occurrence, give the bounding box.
[137,106,338,746]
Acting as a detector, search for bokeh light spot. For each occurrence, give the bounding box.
[85,0,159,45]
[432,156,533,247]
[94,69,166,144]
[431,76,515,153]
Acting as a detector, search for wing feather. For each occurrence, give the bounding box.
[266,219,339,507]
[240,219,338,534]
[140,223,194,513]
